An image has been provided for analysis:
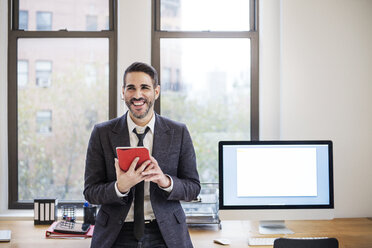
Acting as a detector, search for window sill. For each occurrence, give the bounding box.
[0,209,34,221]
[0,209,84,221]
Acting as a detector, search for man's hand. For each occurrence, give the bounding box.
[114,157,152,193]
[141,156,171,188]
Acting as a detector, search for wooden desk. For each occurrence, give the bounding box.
[0,218,371,248]
[189,218,372,248]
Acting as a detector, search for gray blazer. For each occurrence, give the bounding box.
[84,113,201,248]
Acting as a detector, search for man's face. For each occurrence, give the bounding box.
[123,72,160,121]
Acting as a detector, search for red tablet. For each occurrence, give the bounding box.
[116,147,150,171]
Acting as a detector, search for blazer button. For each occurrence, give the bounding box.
[118,220,123,225]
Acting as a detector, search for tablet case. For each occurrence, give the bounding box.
[116,147,150,171]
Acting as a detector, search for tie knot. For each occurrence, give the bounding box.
[133,126,150,146]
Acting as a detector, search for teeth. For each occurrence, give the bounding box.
[133,102,144,106]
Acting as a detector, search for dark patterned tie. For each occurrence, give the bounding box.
[133,126,150,240]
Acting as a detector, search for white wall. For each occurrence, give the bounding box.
[1,0,371,218]
[278,0,372,217]
[117,0,151,116]
[259,0,281,140]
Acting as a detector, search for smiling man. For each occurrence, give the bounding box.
[84,62,200,248]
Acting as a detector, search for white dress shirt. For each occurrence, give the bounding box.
[114,112,173,221]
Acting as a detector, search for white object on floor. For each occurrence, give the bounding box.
[0,230,11,242]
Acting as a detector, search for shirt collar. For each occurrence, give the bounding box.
[127,111,155,134]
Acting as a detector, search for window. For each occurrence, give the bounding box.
[19,0,110,31]
[17,60,28,87]
[161,67,172,90]
[85,109,98,130]
[85,64,97,85]
[36,110,52,134]
[105,16,110,30]
[19,10,28,30]
[35,60,52,87]
[86,15,98,31]
[36,11,52,31]
[9,0,118,209]
[152,0,259,183]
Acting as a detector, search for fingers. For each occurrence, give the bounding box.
[141,159,160,174]
[150,156,158,165]
[144,174,162,182]
[114,158,121,174]
[128,157,140,172]
[136,159,152,172]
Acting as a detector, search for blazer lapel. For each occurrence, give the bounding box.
[110,113,130,157]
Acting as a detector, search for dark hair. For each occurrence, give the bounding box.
[123,62,159,87]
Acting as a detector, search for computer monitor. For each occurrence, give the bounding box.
[218,140,334,234]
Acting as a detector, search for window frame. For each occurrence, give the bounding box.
[8,0,118,209]
[151,0,259,140]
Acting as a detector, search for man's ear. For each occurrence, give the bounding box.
[155,85,160,100]
[121,86,125,100]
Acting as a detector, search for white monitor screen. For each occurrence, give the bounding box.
[219,141,334,209]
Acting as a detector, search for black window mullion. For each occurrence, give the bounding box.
[7,33,19,209]
[251,32,259,141]
[10,0,18,30]
[109,34,117,119]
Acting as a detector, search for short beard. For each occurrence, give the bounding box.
[125,98,154,119]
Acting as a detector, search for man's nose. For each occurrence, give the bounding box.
[133,88,142,99]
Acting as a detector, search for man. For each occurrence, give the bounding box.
[84,62,200,248]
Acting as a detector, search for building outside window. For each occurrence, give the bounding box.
[17,60,28,87]
[35,60,52,87]
[105,16,109,30]
[36,11,52,30]
[19,10,28,30]
[85,63,97,85]
[86,15,98,31]
[36,110,52,134]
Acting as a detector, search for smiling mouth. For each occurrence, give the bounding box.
[131,98,146,107]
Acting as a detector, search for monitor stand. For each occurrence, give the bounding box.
[258,220,294,234]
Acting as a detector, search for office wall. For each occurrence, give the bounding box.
[278,0,372,217]
[117,0,151,116]
[259,0,281,140]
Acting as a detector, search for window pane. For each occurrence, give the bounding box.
[36,110,52,134]
[19,10,29,30]
[160,38,251,182]
[36,11,52,31]
[85,64,97,85]
[160,0,250,31]
[19,0,109,31]
[17,38,109,201]
[17,60,28,87]
[86,15,98,31]
[35,60,52,87]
